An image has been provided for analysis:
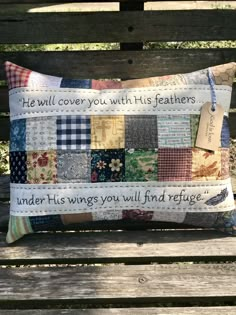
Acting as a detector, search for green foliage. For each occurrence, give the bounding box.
[0,142,9,175]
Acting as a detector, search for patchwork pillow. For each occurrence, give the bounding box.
[5,61,236,243]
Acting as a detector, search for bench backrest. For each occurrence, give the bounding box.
[1,0,236,231]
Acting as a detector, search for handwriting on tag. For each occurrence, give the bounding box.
[196,102,224,151]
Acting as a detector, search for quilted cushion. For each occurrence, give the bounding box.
[5,61,236,243]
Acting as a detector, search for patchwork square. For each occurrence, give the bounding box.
[157,115,191,148]
[125,115,158,148]
[57,151,91,183]
[57,115,91,150]
[26,151,57,184]
[221,148,230,180]
[91,116,124,149]
[125,149,158,181]
[192,149,221,181]
[5,61,236,243]
[91,149,125,182]
[10,151,27,183]
[122,210,153,221]
[221,116,230,148]
[158,148,192,181]
[60,78,91,89]
[26,117,57,151]
[190,115,200,147]
[10,119,26,152]
[30,215,64,231]
[5,62,30,89]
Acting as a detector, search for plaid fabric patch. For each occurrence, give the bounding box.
[5,61,31,89]
[158,148,192,181]
[57,115,91,150]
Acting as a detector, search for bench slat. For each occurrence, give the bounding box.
[0,10,236,44]
[0,264,236,304]
[0,230,236,264]
[1,307,236,315]
[1,49,236,81]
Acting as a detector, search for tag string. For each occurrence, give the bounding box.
[207,68,217,112]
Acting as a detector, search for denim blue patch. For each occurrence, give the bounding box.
[221,116,230,148]
[60,78,91,89]
[10,119,26,152]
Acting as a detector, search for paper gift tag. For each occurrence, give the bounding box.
[196,102,224,151]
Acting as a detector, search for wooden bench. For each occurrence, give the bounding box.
[1,0,236,313]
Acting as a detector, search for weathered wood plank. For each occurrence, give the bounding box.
[0,176,10,199]
[0,230,236,264]
[0,10,236,44]
[0,0,143,3]
[1,307,236,315]
[0,3,119,14]
[0,0,225,3]
[1,49,236,81]
[0,203,9,232]
[0,264,236,304]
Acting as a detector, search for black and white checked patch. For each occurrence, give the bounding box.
[57,115,91,150]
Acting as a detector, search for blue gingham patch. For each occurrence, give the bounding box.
[57,115,91,150]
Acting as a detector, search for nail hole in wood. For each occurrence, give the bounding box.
[128,26,134,32]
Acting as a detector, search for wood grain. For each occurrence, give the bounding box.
[0,10,236,44]
[1,307,236,315]
[1,49,236,81]
[0,175,10,199]
[0,230,235,264]
[0,263,236,304]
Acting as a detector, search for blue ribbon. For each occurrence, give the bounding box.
[207,68,217,112]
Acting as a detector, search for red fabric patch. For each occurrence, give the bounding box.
[158,148,192,181]
[5,61,31,89]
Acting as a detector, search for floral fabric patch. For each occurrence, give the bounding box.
[26,151,57,184]
[91,149,125,182]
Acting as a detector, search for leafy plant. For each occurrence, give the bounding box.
[0,142,9,175]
